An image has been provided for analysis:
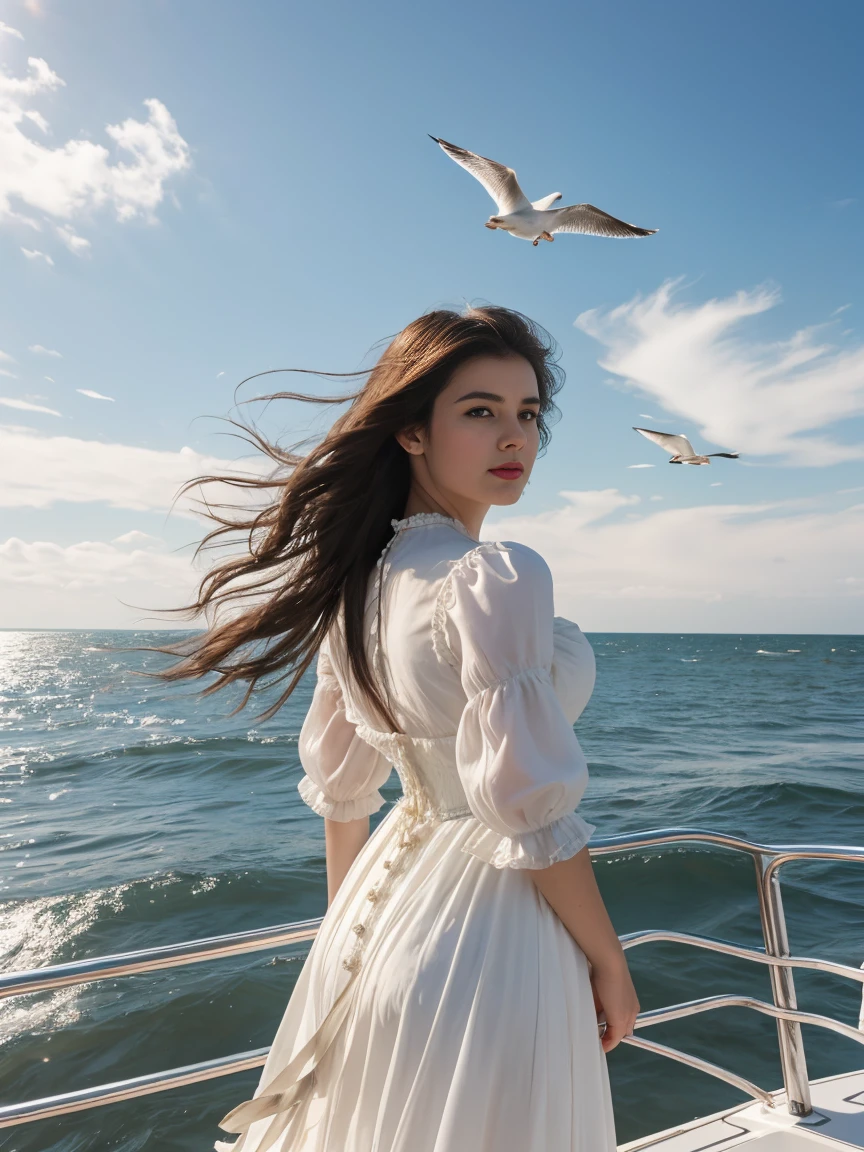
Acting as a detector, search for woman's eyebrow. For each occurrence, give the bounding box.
[453,391,541,405]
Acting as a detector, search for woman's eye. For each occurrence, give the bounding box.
[465,407,537,420]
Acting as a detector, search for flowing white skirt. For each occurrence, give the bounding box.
[215,801,617,1152]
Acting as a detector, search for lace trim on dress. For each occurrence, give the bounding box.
[389,511,475,537]
[297,774,387,821]
[461,808,596,870]
[430,540,510,669]
[370,513,476,690]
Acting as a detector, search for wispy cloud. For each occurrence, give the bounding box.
[0,50,191,253]
[0,21,24,39]
[0,369,18,379]
[55,225,91,254]
[484,490,864,632]
[28,344,61,357]
[0,350,14,363]
[76,388,114,401]
[0,397,60,416]
[0,426,271,514]
[21,246,53,264]
[575,279,864,466]
[627,463,654,469]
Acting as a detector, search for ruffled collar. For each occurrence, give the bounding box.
[389,511,477,541]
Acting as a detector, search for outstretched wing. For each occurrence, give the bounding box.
[532,192,562,211]
[633,427,694,457]
[550,203,657,238]
[430,136,531,214]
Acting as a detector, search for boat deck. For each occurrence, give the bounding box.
[621,1070,864,1151]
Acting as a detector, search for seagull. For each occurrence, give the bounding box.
[633,427,740,466]
[429,136,658,247]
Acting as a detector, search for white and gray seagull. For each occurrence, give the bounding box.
[633,427,740,466]
[430,136,658,247]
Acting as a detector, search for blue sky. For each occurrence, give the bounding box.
[1,0,862,630]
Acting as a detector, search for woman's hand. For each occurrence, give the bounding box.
[590,956,640,1053]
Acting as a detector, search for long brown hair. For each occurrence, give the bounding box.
[155,305,564,728]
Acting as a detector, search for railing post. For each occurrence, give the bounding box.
[753,852,812,1115]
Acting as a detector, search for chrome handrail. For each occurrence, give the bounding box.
[621,1035,774,1108]
[0,919,322,1001]
[0,1050,269,1128]
[2,826,862,1127]
[635,993,864,1050]
[620,929,864,985]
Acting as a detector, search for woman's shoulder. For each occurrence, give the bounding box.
[444,536,552,592]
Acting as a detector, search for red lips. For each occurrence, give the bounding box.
[489,463,524,479]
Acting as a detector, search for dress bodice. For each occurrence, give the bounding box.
[296,512,597,871]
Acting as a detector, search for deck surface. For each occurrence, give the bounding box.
[619,1070,864,1151]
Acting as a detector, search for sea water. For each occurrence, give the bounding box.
[0,631,862,1149]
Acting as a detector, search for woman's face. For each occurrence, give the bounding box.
[397,354,540,521]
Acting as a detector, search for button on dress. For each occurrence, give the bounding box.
[215,512,617,1152]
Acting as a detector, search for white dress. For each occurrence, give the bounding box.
[215,512,617,1152]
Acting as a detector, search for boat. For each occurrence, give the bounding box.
[2,827,863,1148]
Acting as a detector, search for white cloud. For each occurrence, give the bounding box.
[484,491,864,632]
[56,224,90,254]
[0,369,18,378]
[21,246,53,264]
[0,535,199,628]
[112,530,161,547]
[3,485,862,631]
[0,426,271,515]
[28,344,61,356]
[44,375,54,382]
[0,52,190,248]
[24,107,48,132]
[0,397,60,415]
[0,22,24,39]
[627,463,654,469]
[575,279,864,466]
[0,350,14,362]
[76,388,114,401]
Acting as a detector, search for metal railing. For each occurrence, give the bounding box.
[1,827,863,1129]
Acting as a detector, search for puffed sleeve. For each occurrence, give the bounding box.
[437,541,596,869]
[296,637,392,821]
[551,616,596,725]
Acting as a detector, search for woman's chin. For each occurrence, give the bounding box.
[487,488,526,508]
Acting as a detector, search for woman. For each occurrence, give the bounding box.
[162,305,638,1151]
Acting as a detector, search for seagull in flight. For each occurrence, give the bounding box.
[430,136,658,247]
[633,427,740,466]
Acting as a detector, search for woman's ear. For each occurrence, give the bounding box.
[394,425,425,456]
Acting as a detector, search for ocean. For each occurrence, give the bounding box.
[1,630,862,1150]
